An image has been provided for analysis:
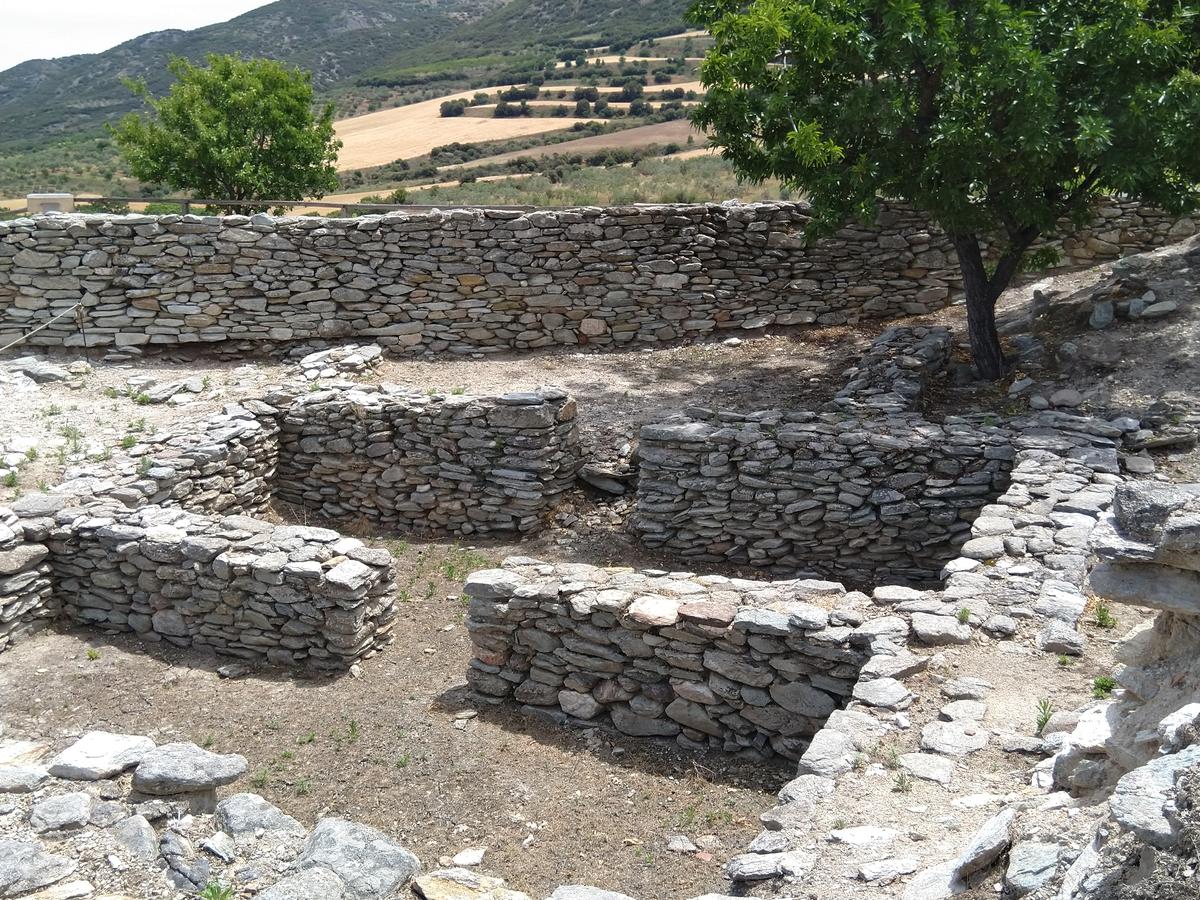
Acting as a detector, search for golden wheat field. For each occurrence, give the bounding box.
[334,91,604,170]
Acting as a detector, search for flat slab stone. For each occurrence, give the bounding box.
[911,613,971,645]
[852,676,912,710]
[48,732,154,781]
[292,817,421,898]
[1110,745,1200,848]
[921,721,989,756]
[0,838,77,897]
[859,857,919,882]
[548,888,635,900]
[1087,561,1200,615]
[132,742,247,795]
[900,752,955,786]
[901,860,966,900]
[413,867,509,899]
[0,764,49,793]
[216,793,304,836]
[258,867,346,900]
[830,825,897,847]
[940,677,992,700]
[30,792,94,833]
[940,700,986,722]
[109,815,158,861]
[725,850,814,882]
[1004,841,1060,897]
[954,809,1014,878]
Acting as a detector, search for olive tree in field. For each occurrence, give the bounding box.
[113,54,341,213]
[688,0,1200,379]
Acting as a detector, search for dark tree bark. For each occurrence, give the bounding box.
[952,229,1040,381]
[952,234,1006,380]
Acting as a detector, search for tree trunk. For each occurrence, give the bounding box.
[952,234,1006,381]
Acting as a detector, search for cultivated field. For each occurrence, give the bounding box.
[454,119,707,171]
[334,91,604,170]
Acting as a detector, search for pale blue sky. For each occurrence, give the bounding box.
[1,1,275,73]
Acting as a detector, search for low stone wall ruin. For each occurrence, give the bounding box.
[57,402,280,517]
[465,560,885,760]
[10,497,397,668]
[0,199,1192,355]
[0,380,581,664]
[275,386,579,535]
[634,412,1016,584]
[0,504,55,652]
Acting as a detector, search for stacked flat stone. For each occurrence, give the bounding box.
[274,385,580,535]
[635,410,1017,583]
[12,498,396,668]
[0,199,1191,354]
[1087,482,1200,617]
[54,402,280,517]
[0,505,55,652]
[830,325,952,415]
[465,559,888,760]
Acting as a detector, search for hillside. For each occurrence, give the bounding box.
[0,0,500,148]
[0,0,692,152]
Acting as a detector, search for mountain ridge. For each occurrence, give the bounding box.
[0,0,692,151]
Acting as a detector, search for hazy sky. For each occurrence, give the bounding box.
[1,1,276,73]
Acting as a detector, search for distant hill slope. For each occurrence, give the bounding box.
[0,0,501,148]
[0,0,692,151]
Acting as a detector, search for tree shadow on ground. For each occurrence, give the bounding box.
[429,681,796,793]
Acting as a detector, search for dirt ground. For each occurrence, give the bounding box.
[0,535,788,900]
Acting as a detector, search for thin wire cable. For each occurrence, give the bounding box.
[0,303,82,355]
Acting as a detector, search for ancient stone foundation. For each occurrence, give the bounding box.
[13,499,396,668]
[0,381,581,665]
[465,559,885,760]
[0,199,1192,355]
[274,386,579,535]
[0,505,55,652]
[634,411,1016,584]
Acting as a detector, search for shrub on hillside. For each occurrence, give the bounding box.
[439,99,468,117]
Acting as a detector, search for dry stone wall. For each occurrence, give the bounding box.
[0,505,55,652]
[634,411,1017,584]
[55,402,280,518]
[0,379,583,664]
[0,199,1192,355]
[274,386,579,535]
[10,496,397,668]
[465,559,891,760]
[828,325,952,415]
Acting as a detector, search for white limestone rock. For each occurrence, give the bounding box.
[48,731,154,781]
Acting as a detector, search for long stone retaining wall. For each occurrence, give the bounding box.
[465,560,882,760]
[0,199,1192,355]
[274,386,579,535]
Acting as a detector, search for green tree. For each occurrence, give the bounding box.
[689,0,1200,378]
[112,54,341,214]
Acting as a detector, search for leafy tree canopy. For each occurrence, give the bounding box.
[112,54,341,212]
[689,0,1200,377]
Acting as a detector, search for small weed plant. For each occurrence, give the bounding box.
[1095,605,1118,629]
[1036,698,1055,735]
[1093,676,1118,699]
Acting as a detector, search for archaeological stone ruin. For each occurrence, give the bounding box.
[1,203,1198,900]
[0,199,1193,357]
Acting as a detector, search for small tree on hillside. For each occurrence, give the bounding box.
[112,54,341,214]
[688,0,1200,378]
